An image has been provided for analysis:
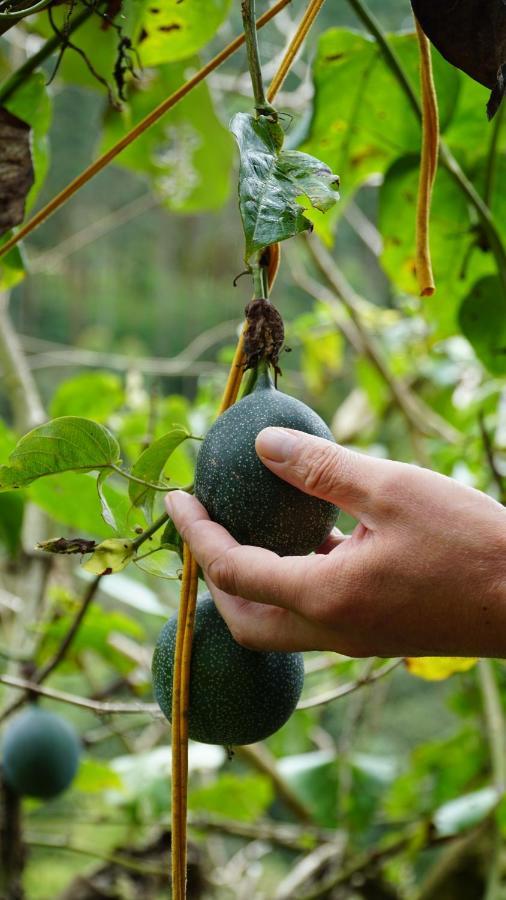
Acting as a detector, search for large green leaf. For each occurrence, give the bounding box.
[301,28,459,196]
[138,0,232,66]
[31,0,146,92]
[29,472,143,538]
[188,773,273,823]
[50,371,124,422]
[101,63,233,212]
[0,417,121,491]
[379,156,494,336]
[128,425,190,519]
[0,491,24,557]
[231,112,339,260]
[459,276,506,374]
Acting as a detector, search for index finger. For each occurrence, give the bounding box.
[165,490,328,613]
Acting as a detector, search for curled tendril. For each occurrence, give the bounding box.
[0,0,53,19]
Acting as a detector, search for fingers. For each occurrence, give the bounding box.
[315,527,349,555]
[165,490,328,613]
[255,427,394,520]
[207,585,336,652]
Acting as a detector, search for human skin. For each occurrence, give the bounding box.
[165,427,506,658]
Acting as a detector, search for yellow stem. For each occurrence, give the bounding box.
[170,4,325,895]
[414,17,439,297]
[267,0,327,102]
[0,0,292,262]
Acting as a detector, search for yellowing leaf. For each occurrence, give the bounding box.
[405,657,478,681]
[83,539,135,575]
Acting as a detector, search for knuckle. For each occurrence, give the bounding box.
[302,443,343,496]
[206,548,238,595]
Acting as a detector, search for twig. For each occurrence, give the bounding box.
[241,0,273,116]
[0,576,102,723]
[0,0,292,260]
[267,0,327,102]
[304,236,460,443]
[0,773,24,898]
[0,675,162,717]
[188,813,336,852]
[297,658,402,710]
[0,1,97,103]
[237,743,313,823]
[24,836,167,878]
[0,293,45,433]
[478,660,506,900]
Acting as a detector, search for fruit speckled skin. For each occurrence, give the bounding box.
[152,593,304,746]
[194,372,338,556]
[2,706,81,799]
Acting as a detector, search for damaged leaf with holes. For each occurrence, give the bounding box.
[231,112,339,261]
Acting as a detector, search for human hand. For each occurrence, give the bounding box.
[166,428,506,658]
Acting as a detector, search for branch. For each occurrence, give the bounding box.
[479,412,506,503]
[0,293,45,432]
[24,836,167,879]
[0,575,102,723]
[297,658,402,710]
[303,236,460,443]
[187,813,336,852]
[241,0,273,116]
[0,674,162,717]
[237,743,313,823]
[478,659,506,900]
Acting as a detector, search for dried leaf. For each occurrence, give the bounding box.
[0,107,34,237]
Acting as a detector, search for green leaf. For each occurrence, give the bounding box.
[138,0,232,66]
[188,773,273,823]
[128,425,190,519]
[0,239,25,291]
[101,63,233,213]
[279,750,339,827]
[433,786,498,837]
[97,469,118,530]
[83,538,135,575]
[0,417,121,491]
[379,156,493,336]
[230,113,339,260]
[459,276,506,375]
[161,517,183,557]
[302,28,459,197]
[73,758,124,794]
[28,472,143,538]
[50,371,124,422]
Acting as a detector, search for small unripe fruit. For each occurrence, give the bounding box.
[2,706,81,799]
[152,593,304,746]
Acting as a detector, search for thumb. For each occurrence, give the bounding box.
[255,427,390,519]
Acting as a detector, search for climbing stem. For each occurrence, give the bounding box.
[267,0,328,102]
[241,0,274,116]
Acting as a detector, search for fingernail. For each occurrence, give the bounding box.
[165,490,186,516]
[256,427,297,462]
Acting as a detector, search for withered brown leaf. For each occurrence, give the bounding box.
[0,106,34,237]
